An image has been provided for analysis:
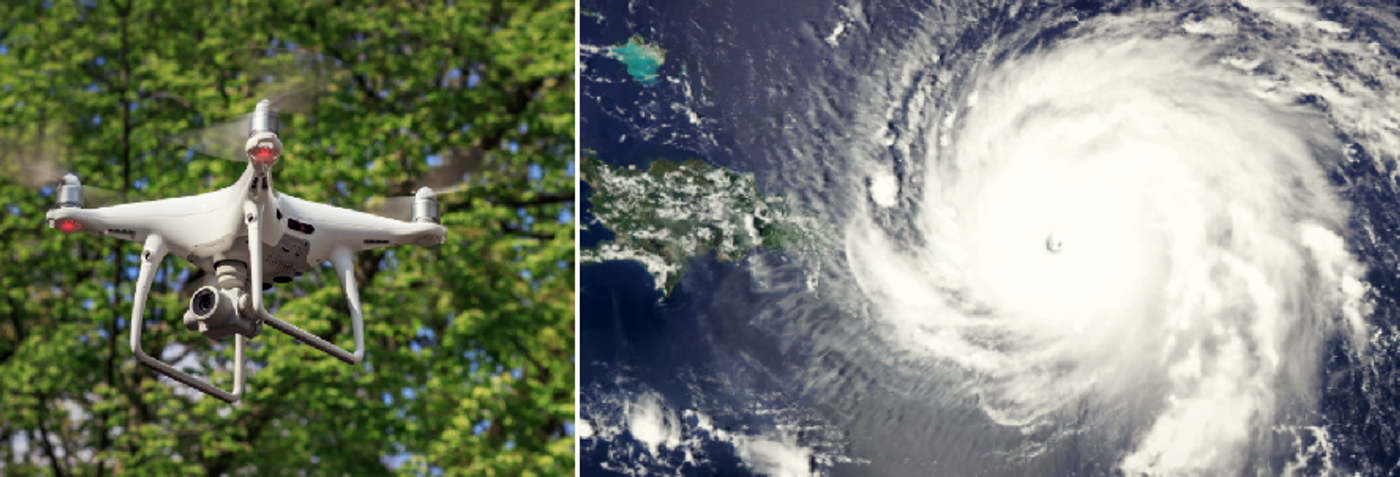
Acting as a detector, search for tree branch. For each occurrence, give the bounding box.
[493,192,572,208]
[139,90,193,109]
[499,223,555,241]
[509,336,548,375]
[34,395,68,477]
[1,293,25,365]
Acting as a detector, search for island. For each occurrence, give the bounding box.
[607,35,666,85]
[581,156,832,297]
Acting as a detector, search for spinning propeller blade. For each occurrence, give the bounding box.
[0,123,143,208]
[355,148,483,221]
[169,48,344,163]
[360,196,416,222]
[418,147,487,191]
[360,183,467,222]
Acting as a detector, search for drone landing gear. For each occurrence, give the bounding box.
[250,246,366,364]
[130,234,247,403]
[245,201,367,365]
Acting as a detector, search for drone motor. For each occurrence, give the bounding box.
[411,187,440,224]
[55,173,83,208]
[250,99,280,135]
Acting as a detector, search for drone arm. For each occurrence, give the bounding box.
[129,234,247,403]
[256,245,366,365]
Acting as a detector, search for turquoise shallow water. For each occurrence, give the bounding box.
[609,36,664,84]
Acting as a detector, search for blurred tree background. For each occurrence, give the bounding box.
[0,0,575,475]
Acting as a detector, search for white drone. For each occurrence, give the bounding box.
[42,99,448,403]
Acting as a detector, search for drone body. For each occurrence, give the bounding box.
[43,99,448,403]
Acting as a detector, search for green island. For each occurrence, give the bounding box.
[581,155,832,297]
[607,35,666,85]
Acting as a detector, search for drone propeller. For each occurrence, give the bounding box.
[0,123,143,208]
[169,48,343,163]
[361,183,468,222]
[418,146,489,191]
[354,145,493,221]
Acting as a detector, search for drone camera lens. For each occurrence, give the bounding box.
[193,288,217,315]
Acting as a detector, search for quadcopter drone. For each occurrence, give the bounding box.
[42,99,448,403]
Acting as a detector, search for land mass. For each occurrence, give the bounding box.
[581,156,832,297]
[607,35,666,85]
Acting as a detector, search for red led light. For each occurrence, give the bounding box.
[250,146,279,164]
[55,219,83,234]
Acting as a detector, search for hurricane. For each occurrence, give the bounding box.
[782,0,1399,474]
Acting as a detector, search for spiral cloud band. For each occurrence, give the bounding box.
[841,3,1388,474]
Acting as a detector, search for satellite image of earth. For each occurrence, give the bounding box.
[577,0,1400,475]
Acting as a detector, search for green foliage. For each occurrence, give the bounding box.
[0,1,574,475]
